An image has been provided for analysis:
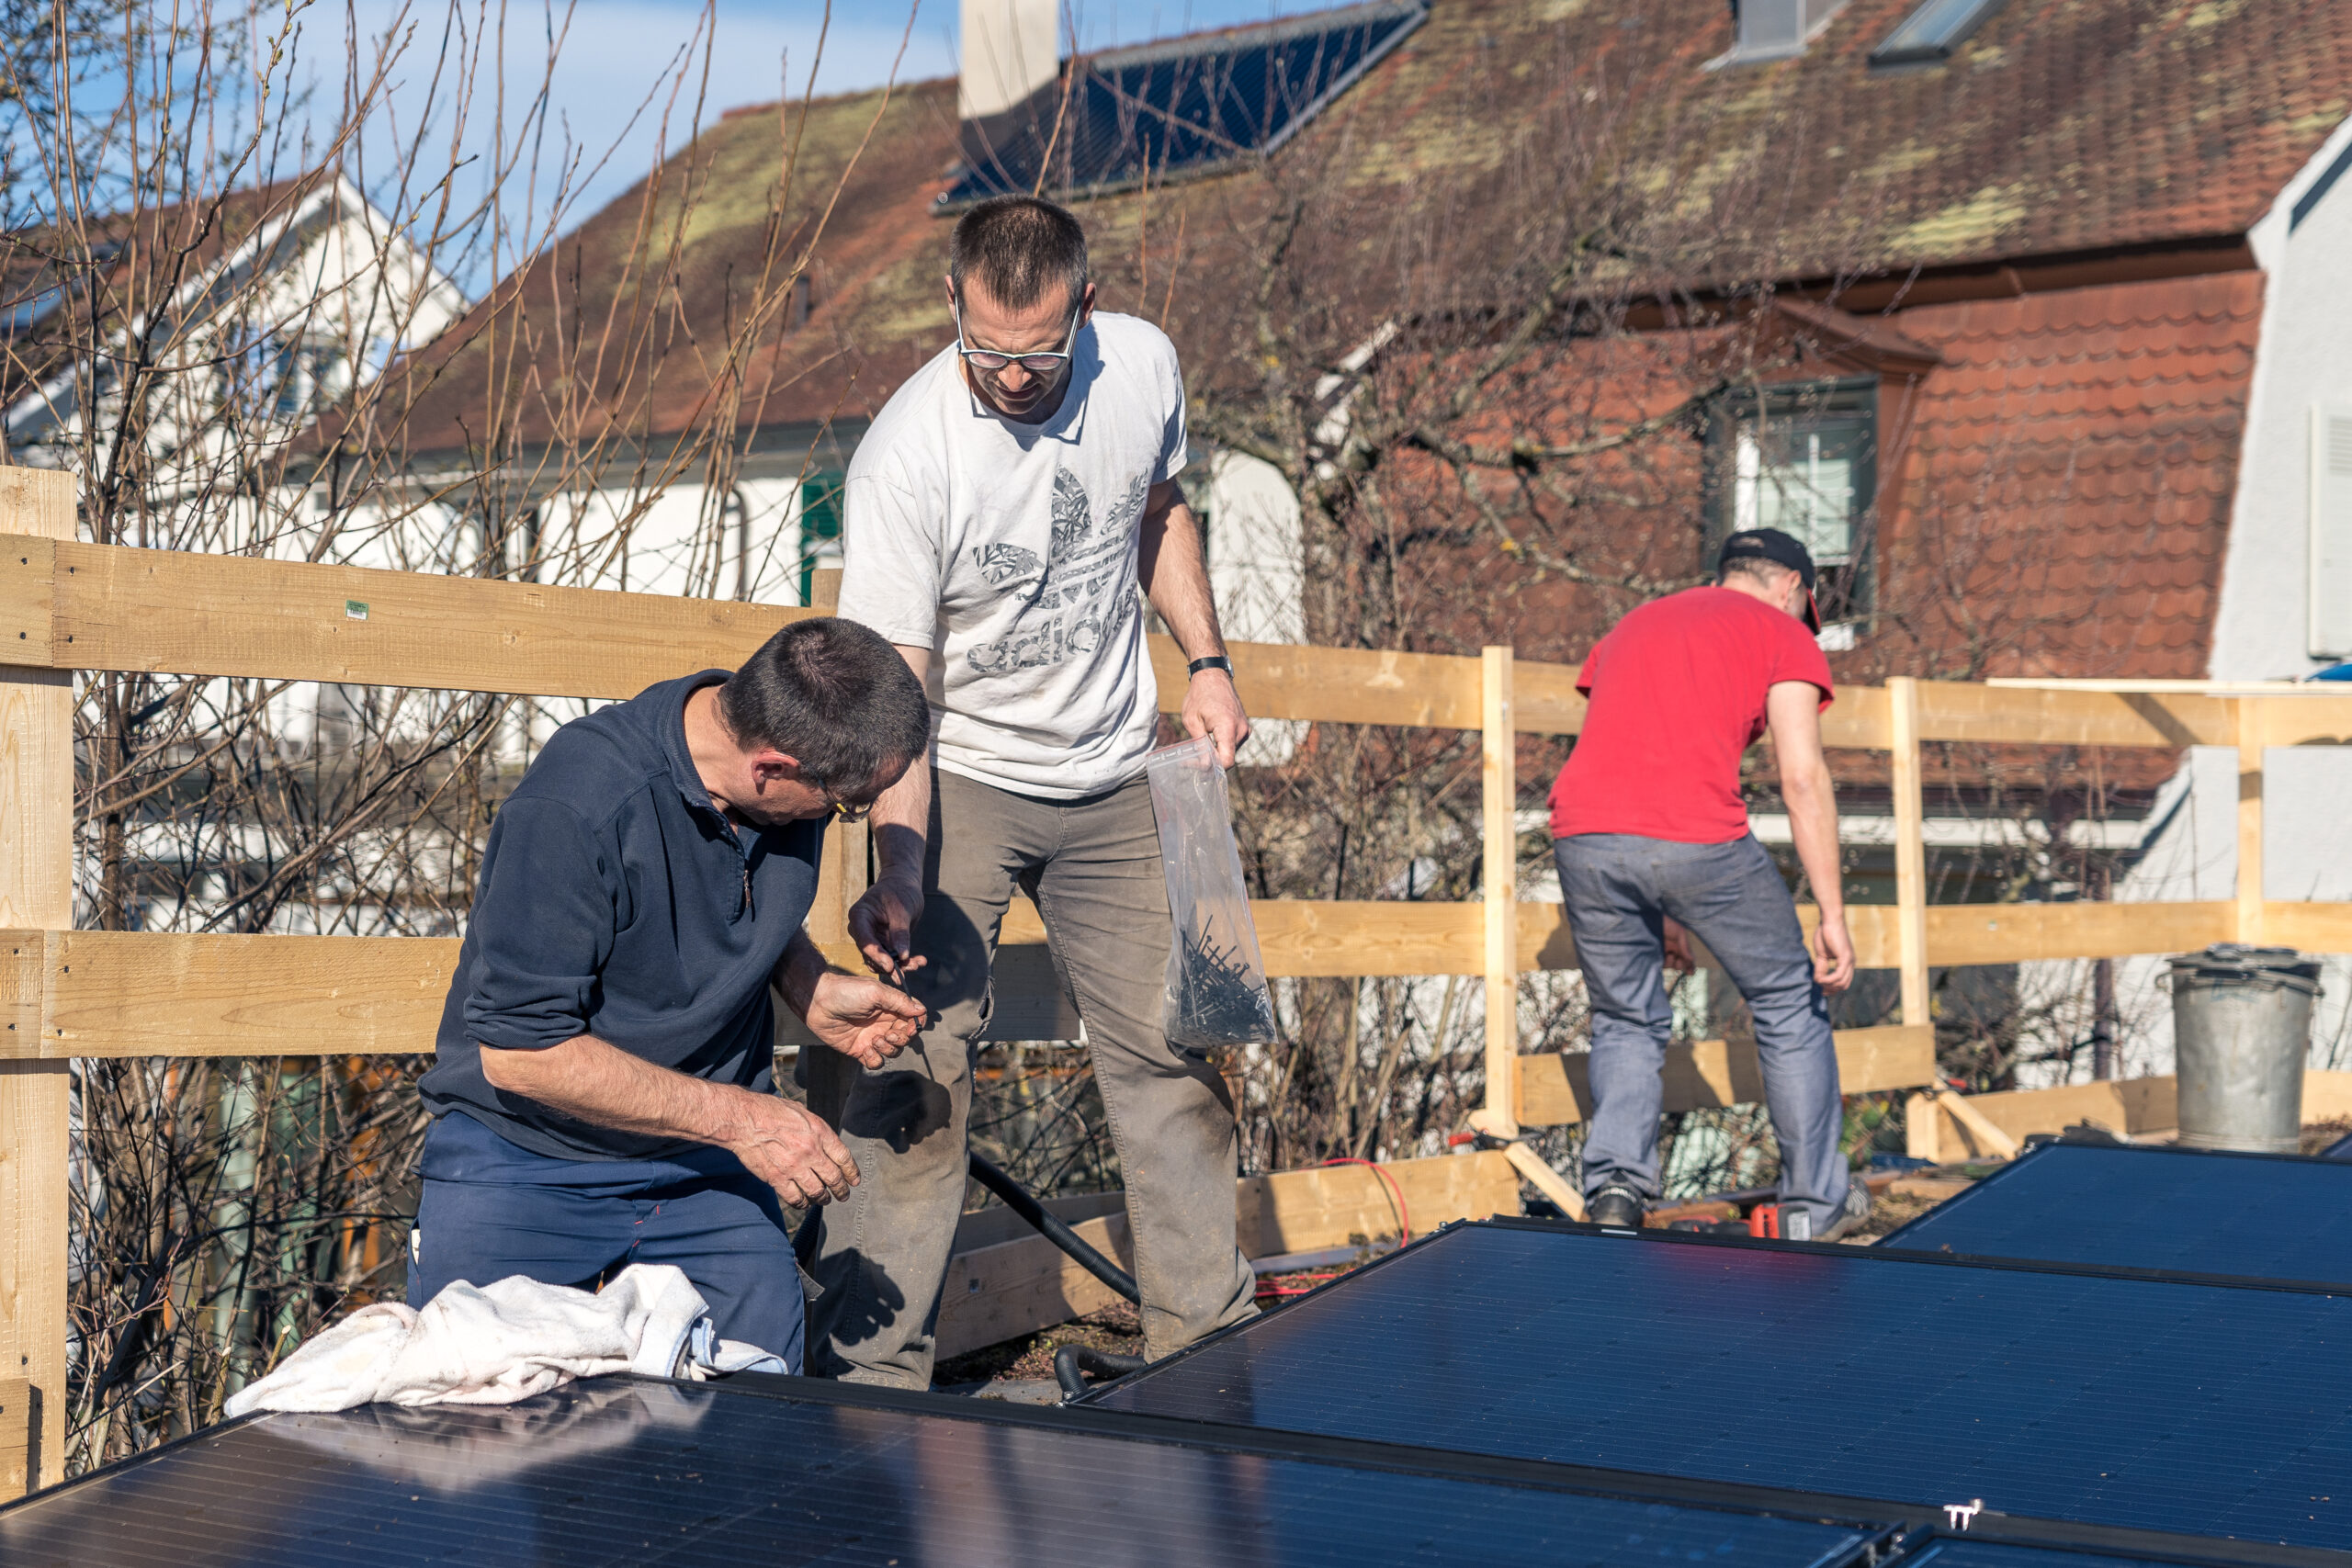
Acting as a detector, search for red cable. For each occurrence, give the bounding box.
[1319,1156,1410,1247]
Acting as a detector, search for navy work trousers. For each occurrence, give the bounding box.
[405,1111,805,1370]
[1554,832,1849,1234]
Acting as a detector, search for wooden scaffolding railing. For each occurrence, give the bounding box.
[6,464,2352,1487]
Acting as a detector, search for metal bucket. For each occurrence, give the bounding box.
[2166,944,2320,1154]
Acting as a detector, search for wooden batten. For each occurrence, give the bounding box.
[1906,1069,2352,1162]
[1514,1025,1936,1127]
[0,1377,28,1498]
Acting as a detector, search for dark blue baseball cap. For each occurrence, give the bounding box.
[1717,527,1821,632]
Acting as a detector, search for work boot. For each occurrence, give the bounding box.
[1586,1184,1645,1229]
[1814,1179,1874,1243]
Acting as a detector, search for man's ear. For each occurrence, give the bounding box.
[751,750,805,787]
[1079,281,1097,326]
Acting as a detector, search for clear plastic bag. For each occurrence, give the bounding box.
[1144,735,1277,1049]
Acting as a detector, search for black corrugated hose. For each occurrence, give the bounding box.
[1054,1343,1147,1404]
[966,1150,1141,1304]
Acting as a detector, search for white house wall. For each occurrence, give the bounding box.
[2214,111,2352,679]
[1203,449,1304,765]
[2032,115,2352,1088]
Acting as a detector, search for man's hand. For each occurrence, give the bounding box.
[1183,668,1251,769]
[1812,908,1857,993]
[1661,918,1697,975]
[848,873,927,981]
[805,969,927,1067]
[724,1095,861,1209]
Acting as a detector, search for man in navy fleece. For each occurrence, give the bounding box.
[408,617,933,1371]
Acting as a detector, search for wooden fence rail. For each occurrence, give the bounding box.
[6,465,2352,1490]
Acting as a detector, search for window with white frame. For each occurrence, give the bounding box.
[1711,378,1877,639]
[2310,405,2352,659]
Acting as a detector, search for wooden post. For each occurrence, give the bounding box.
[0,466,77,1495]
[1888,677,1930,1028]
[1477,647,1518,1135]
[805,568,855,955]
[2236,698,2265,946]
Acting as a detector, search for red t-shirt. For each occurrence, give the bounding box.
[1549,586,1833,844]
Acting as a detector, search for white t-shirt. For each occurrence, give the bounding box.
[837,311,1187,799]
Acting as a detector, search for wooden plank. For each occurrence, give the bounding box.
[1916,901,2234,966]
[41,931,457,1058]
[16,897,2284,1066]
[1937,1089,2020,1158]
[9,536,817,701]
[1820,683,1893,750]
[1235,1149,1521,1257]
[2305,1069,2352,1123]
[1512,1023,1936,1126]
[2261,903,2352,954]
[2251,699,2352,749]
[0,1377,26,1499]
[1481,648,1517,1131]
[1888,677,1929,1025]
[2238,700,2266,943]
[1927,1077,2182,1157]
[1149,637,1487,729]
[1514,660,1586,736]
[0,467,74,1495]
[0,541,53,663]
[1913,681,2233,747]
[933,1210,1136,1361]
[1904,1090,1942,1163]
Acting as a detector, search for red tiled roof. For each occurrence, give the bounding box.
[1873,271,2264,680]
[365,0,2352,460]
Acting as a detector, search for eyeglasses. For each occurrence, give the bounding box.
[953,297,1081,375]
[828,793,877,824]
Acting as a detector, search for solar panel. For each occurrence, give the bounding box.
[1090,1221,2352,1549]
[942,1,1425,207]
[1879,1143,2352,1284]
[0,1374,1889,1568]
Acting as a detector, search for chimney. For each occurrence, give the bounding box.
[960,0,1058,123]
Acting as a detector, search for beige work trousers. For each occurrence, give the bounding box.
[799,767,1258,1387]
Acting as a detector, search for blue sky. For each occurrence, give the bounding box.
[313,0,1326,293]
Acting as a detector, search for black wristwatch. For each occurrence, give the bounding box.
[1187,655,1234,678]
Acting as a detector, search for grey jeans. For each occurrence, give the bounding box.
[1554,833,1849,1232]
[799,768,1259,1386]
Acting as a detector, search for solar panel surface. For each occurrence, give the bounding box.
[1090,1222,2352,1549]
[944,1,1424,205]
[1880,1145,2352,1283]
[0,1376,1887,1568]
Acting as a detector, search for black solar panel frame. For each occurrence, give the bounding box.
[1877,1141,2352,1286]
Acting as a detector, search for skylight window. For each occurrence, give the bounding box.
[941,0,1425,209]
[1869,0,2006,67]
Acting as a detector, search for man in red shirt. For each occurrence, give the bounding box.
[1550,527,1865,1239]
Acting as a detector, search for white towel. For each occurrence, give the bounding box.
[225,1264,785,1417]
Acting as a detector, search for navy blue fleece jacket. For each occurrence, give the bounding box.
[419,671,821,1159]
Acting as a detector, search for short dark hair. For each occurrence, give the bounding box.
[950,195,1089,314]
[718,617,929,794]
[1717,555,1790,587]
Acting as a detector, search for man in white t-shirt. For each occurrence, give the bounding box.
[803,195,1260,1386]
